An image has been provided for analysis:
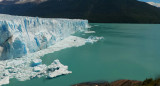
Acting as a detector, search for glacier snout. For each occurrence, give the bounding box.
[0,14,89,59]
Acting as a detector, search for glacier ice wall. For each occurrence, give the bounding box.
[0,14,89,60]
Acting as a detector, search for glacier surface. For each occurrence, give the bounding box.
[0,14,89,60]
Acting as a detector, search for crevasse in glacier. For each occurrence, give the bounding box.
[0,14,89,59]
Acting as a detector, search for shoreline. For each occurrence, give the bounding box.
[73,78,160,86]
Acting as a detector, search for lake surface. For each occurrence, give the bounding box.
[6,23,160,86]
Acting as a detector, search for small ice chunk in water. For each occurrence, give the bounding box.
[31,59,42,67]
[86,36,104,44]
[33,66,43,72]
[84,31,95,33]
[0,76,9,86]
[47,60,72,78]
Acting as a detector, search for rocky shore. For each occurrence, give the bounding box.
[73,78,160,86]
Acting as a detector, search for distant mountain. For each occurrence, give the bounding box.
[1,0,160,23]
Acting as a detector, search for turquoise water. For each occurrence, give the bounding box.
[6,23,160,86]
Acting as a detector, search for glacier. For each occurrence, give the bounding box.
[0,14,104,86]
[0,14,89,60]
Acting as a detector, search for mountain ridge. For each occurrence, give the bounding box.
[0,0,160,23]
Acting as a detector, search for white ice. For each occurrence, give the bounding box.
[0,14,89,59]
[84,31,96,34]
[86,36,104,44]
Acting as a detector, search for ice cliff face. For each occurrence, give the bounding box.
[0,14,88,60]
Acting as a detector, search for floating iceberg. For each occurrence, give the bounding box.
[0,76,9,86]
[47,60,72,78]
[0,14,89,60]
[31,59,42,67]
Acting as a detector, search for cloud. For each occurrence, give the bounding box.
[0,0,48,4]
[147,2,160,7]
[15,0,47,4]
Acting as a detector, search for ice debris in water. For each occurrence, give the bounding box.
[0,35,103,85]
[0,76,9,86]
[47,60,71,78]
[84,31,96,34]
[86,36,104,44]
[0,36,86,86]
[0,58,71,86]
[31,59,42,67]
